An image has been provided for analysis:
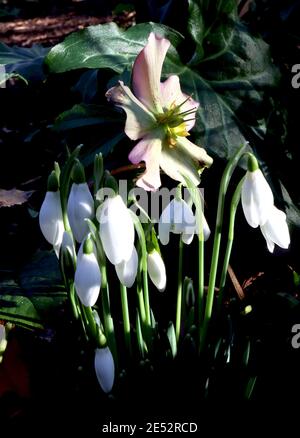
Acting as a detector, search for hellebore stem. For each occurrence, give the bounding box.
[200,144,246,352]
[175,237,184,343]
[217,177,244,313]
[120,284,132,356]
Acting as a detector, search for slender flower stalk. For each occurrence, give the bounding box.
[175,237,183,342]
[120,284,132,356]
[217,178,244,312]
[201,144,246,351]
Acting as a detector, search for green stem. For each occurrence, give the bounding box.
[120,284,132,356]
[130,211,151,327]
[175,237,184,342]
[217,178,244,312]
[200,144,246,352]
[101,263,118,366]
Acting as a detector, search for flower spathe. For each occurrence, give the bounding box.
[39,190,64,257]
[94,347,115,393]
[115,246,138,288]
[67,182,94,243]
[241,169,274,228]
[147,250,167,292]
[260,205,290,253]
[97,194,135,265]
[74,247,101,307]
[159,198,196,245]
[106,32,212,191]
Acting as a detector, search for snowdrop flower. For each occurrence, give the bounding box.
[74,236,101,307]
[106,32,212,191]
[260,205,290,253]
[39,171,64,257]
[147,250,167,292]
[159,198,196,245]
[94,347,115,393]
[115,246,138,288]
[97,194,134,265]
[241,157,274,228]
[67,162,94,243]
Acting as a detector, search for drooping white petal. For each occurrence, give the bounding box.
[129,134,163,191]
[181,232,194,245]
[98,195,135,265]
[106,81,156,141]
[147,251,167,292]
[260,226,275,253]
[0,325,7,355]
[260,206,290,251]
[94,347,115,393]
[61,230,76,261]
[160,75,200,131]
[159,198,196,244]
[74,252,101,307]
[132,32,170,112]
[39,190,64,251]
[241,169,274,228]
[115,247,138,288]
[67,183,94,243]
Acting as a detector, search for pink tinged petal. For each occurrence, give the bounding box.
[147,251,167,292]
[74,252,101,307]
[94,347,115,393]
[241,169,274,228]
[106,81,155,140]
[132,32,170,112]
[261,206,290,250]
[129,135,162,191]
[160,75,200,131]
[115,247,138,288]
[98,195,135,265]
[67,183,94,243]
[39,191,64,252]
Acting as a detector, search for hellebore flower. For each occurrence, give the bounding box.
[147,250,167,292]
[241,159,274,228]
[94,347,115,393]
[67,162,94,243]
[97,194,134,265]
[39,171,64,257]
[260,205,290,253]
[106,32,212,191]
[115,246,138,288]
[159,198,196,245]
[74,237,101,307]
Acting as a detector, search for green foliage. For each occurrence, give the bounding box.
[0,251,66,330]
[0,43,49,81]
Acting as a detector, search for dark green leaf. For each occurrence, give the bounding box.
[0,43,49,81]
[45,22,183,74]
[0,251,66,330]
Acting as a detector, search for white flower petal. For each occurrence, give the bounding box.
[241,169,274,228]
[147,251,167,292]
[115,247,138,288]
[261,206,290,250]
[195,213,211,241]
[67,183,94,243]
[181,233,194,245]
[39,190,64,251]
[74,252,101,307]
[98,195,135,265]
[106,81,155,141]
[94,347,115,393]
[260,225,275,253]
[132,32,170,112]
